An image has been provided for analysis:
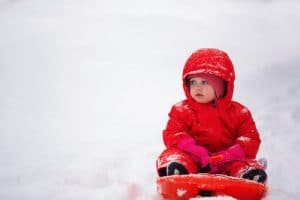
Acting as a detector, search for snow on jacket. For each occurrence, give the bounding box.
[163,48,261,159]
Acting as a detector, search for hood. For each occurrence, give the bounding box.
[182,48,235,103]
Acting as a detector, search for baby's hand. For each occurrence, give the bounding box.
[177,138,210,170]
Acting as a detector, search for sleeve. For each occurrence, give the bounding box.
[162,104,193,148]
[234,104,261,159]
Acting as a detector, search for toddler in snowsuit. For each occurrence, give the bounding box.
[156,48,267,183]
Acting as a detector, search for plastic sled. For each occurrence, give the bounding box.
[156,173,267,200]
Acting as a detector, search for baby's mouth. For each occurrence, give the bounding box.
[195,94,203,97]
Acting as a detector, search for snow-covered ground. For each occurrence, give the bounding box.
[1,0,300,199]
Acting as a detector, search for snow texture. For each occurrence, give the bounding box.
[1,0,300,199]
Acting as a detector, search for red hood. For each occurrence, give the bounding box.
[182,48,235,104]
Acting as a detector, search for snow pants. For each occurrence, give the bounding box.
[156,148,265,178]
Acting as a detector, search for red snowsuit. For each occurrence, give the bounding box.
[156,48,263,177]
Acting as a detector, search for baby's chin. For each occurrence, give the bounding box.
[193,96,212,104]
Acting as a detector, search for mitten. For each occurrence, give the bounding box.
[177,137,210,171]
[210,144,245,173]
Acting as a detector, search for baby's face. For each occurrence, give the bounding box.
[188,76,216,103]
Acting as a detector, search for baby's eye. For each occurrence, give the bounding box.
[201,80,209,85]
[189,79,197,86]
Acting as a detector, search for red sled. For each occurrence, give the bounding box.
[156,173,268,200]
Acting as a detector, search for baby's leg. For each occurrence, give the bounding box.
[225,159,267,183]
[156,148,198,176]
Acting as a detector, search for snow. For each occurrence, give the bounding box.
[177,188,187,197]
[1,0,300,199]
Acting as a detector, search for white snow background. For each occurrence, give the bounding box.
[1,0,300,199]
